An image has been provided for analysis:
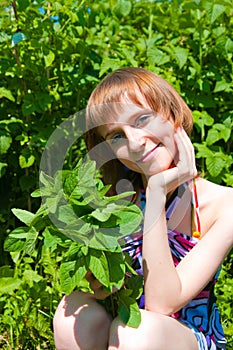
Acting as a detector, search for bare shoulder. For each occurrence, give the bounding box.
[196,177,233,236]
[196,177,233,207]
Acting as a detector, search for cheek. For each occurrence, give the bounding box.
[162,133,176,157]
[113,144,129,158]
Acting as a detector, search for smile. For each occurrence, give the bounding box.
[137,143,161,163]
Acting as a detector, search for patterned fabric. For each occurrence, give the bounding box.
[122,181,227,350]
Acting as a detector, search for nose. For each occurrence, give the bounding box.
[125,127,145,152]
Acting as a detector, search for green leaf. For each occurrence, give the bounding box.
[173,47,189,69]
[22,94,36,116]
[224,174,233,187]
[118,290,141,327]
[57,204,78,224]
[12,208,35,226]
[60,219,92,244]
[214,123,231,142]
[121,48,138,67]
[106,251,125,290]
[59,261,76,294]
[31,189,42,197]
[104,191,135,202]
[40,172,55,189]
[4,227,27,252]
[206,123,231,145]
[77,159,97,188]
[89,228,121,252]
[44,50,55,68]
[19,153,35,168]
[193,143,213,158]
[64,171,81,198]
[64,242,82,258]
[99,57,122,77]
[0,265,14,278]
[25,226,39,255]
[193,111,214,129]
[225,38,233,53]
[89,249,109,287]
[125,274,143,300]
[0,87,15,102]
[18,0,30,11]
[43,227,68,251]
[23,270,43,288]
[91,208,111,222]
[206,129,220,145]
[210,4,225,24]
[214,80,231,92]
[147,47,170,66]
[0,162,8,177]
[188,56,201,75]
[117,208,142,235]
[206,153,225,177]
[0,132,12,154]
[0,277,22,294]
[60,257,87,294]
[113,0,132,17]
[90,202,130,222]
[45,195,61,214]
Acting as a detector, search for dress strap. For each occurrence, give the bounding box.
[191,179,201,239]
[166,182,189,221]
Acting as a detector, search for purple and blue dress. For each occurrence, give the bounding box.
[122,181,227,350]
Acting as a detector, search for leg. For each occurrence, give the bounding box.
[53,291,112,350]
[108,309,199,350]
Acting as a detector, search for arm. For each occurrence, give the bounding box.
[142,128,233,315]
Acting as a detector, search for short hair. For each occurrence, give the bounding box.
[85,67,193,194]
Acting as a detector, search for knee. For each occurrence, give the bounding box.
[108,312,169,350]
[108,316,145,350]
[53,291,111,350]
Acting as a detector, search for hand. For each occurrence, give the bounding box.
[173,127,197,183]
[85,271,117,300]
[147,127,197,195]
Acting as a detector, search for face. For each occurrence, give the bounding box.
[97,102,177,179]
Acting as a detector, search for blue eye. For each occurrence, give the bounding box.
[109,133,125,145]
[135,114,151,127]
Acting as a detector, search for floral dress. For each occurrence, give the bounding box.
[122,181,227,350]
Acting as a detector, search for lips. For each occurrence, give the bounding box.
[137,143,161,163]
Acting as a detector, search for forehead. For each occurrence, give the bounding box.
[96,103,152,138]
[88,87,151,123]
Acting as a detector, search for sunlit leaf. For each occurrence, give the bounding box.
[0,87,15,102]
[44,51,55,68]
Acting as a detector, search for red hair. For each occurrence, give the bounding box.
[85,67,193,194]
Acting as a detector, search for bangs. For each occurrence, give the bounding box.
[85,67,193,193]
[86,83,146,131]
[86,67,193,138]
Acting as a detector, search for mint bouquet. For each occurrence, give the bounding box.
[5,159,143,327]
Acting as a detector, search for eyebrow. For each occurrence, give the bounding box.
[103,108,154,139]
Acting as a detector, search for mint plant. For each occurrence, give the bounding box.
[5,158,143,327]
[1,0,232,347]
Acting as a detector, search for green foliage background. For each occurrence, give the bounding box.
[0,0,232,348]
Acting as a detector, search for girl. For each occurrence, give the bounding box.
[53,67,233,350]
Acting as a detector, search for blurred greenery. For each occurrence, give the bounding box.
[0,0,232,348]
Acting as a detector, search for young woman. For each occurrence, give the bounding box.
[53,67,233,350]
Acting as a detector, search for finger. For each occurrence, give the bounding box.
[93,288,112,300]
[89,278,103,291]
[174,128,197,175]
[85,270,95,282]
[174,128,192,157]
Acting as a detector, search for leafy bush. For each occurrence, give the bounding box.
[0,0,232,348]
